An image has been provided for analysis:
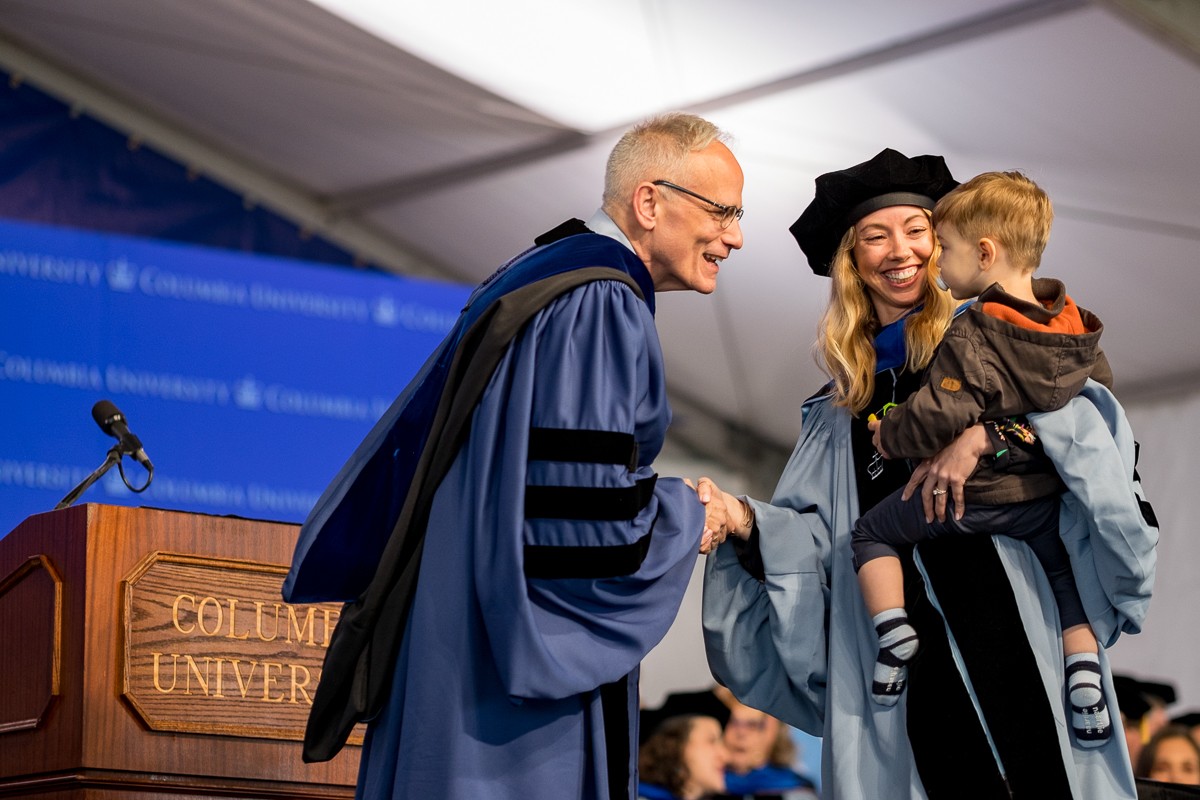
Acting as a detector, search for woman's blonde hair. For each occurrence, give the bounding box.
[815,209,956,414]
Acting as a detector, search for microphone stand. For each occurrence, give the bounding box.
[55,443,153,510]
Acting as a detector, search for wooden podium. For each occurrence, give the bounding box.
[0,504,361,799]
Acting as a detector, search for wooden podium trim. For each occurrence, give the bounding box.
[0,767,355,798]
[0,555,62,734]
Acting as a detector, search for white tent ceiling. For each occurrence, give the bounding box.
[2,0,1199,486]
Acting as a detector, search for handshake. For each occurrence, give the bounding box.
[686,476,755,555]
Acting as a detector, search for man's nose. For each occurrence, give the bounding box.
[722,217,744,250]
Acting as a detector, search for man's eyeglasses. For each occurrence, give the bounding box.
[652,180,744,229]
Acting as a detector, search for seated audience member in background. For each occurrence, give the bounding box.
[642,686,734,746]
[639,715,729,800]
[1136,726,1200,786]
[1171,713,1200,749]
[719,698,818,799]
[1117,675,1178,766]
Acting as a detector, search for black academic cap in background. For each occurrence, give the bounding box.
[1171,711,1200,729]
[1114,674,1178,721]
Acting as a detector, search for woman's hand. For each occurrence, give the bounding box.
[688,477,754,553]
[901,424,989,522]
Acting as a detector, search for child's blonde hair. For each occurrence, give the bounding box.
[932,171,1052,270]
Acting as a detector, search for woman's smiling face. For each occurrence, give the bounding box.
[852,205,934,325]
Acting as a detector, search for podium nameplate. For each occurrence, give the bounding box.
[121,551,362,744]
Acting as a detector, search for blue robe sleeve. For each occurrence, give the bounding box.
[1029,380,1158,647]
[702,397,839,734]
[464,279,705,701]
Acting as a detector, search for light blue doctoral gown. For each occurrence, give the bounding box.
[703,379,1155,800]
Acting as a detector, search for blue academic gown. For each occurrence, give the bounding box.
[289,227,704,799]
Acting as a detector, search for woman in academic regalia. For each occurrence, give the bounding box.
[701,149,1142,799]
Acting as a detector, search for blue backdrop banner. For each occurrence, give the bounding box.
[0,217,471,538]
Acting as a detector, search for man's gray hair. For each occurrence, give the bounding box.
[602,113,730,212]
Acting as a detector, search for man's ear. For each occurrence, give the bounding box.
[632,183,658,231]
[978,237,998,271]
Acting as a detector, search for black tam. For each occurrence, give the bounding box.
[790,148,958,276]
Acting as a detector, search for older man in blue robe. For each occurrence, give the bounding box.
[284,113,745,800]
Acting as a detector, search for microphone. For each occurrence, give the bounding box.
[91,400,154,470]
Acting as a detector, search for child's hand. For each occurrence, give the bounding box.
[867,418,890,458]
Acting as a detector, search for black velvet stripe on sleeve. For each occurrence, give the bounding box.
[528,427,638,470]
[525,529,654,579]
[525,475,657,521]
